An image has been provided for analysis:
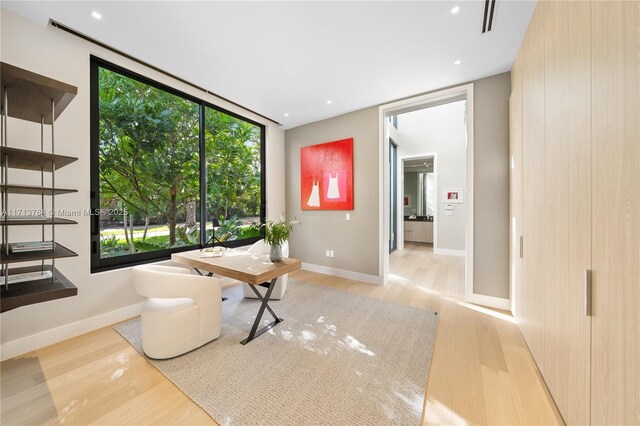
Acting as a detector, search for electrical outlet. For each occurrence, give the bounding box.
[325,250,331,257]
[330,250,335,258]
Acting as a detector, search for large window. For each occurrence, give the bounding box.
[91,57,265,272]
[204,107,262,244]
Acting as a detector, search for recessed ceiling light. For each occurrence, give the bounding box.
[451,6,460,14]
[91,11,102,20]
[284,113,289,117]
[326,100,332,105]
[454,60,462,65]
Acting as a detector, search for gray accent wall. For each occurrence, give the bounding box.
[285,107,379,276]
[473,73,511,298]
[285,72,511,299]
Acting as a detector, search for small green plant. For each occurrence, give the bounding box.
[100,234,129,257]
[255,218,300,246]
[215,215,242,242]
[102,234,119,249]
[176,225,200,245]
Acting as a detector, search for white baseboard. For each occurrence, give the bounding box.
[302,262,383,286]
[0,302,143,361]
[465,292,511,311]
[434,248,466,257]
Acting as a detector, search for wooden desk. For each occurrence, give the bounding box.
[172,249,301,344]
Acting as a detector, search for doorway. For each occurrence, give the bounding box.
[378,84,474,302]
[390,100,467,255]
[401,155,436,248]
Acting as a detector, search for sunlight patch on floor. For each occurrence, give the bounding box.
[110,368,125,380]
[424,398,470,425]
[412,284,460,303]
[388,273,410,284]
[344,335,375,356]
[280,316,377,357]
[457,301,516,324]
[115,352,130,365]
[278,329,293,341]
[393,387,425,415]
[301,330,318,341]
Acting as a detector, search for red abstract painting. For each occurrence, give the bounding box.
[300,138,354,210]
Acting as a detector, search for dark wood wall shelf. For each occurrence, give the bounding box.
[0,243,77,264]
[0,184,78,195]
[0,62,77,124]
[1,61,79,312]
[1,265,77,313]
[0,147,77,171]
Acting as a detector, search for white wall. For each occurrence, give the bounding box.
[395,100,467,252]
[0,9,285,357]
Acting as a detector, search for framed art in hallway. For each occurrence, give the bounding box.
[300,138,354,210]
[443,188,463,203]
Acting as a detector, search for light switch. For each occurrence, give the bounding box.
[346,213,351,221]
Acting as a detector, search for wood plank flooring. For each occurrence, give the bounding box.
[1,243,562,425]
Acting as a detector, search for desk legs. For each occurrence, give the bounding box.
[240,277,283,345]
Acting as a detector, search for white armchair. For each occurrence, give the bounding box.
[133,264,222,359]
[242,240,289,300]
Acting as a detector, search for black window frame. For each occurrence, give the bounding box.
[90,56,266,273]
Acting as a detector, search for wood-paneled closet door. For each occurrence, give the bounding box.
[520,2,546,365]
[542,2,592,424]
[591,1,640,424]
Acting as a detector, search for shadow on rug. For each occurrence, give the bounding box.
[115,280,438,426]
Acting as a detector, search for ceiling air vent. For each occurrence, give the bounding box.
[482,0,496,33]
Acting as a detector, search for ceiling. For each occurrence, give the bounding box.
[2,1,536,129]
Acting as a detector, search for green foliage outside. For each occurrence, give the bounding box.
[100,226,259,258]
[205,109,262,220]
[98,68,261,258]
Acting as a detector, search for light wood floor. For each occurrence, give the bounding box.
[1,243,562,425]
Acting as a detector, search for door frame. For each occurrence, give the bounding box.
[389,140,398,253]
[378,83,475,302]
[398,153,437,251]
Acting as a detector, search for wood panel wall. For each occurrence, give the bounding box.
[511,1,639,424]
[542,2,592,424]
[520,2,546,368]
[591,1,640,424]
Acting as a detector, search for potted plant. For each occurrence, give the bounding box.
[256,218,300,262]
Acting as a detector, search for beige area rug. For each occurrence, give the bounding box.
[115,280,438,426]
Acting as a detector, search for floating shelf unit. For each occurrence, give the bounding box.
[0,265,76,313]
[1,183,78,195]
[1,62,79,313]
